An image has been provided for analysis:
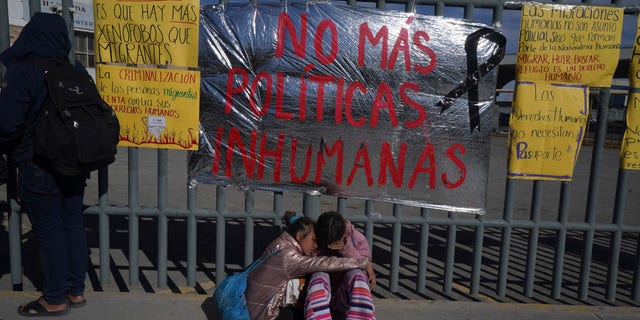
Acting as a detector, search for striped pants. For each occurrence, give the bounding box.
[303,269,375,320]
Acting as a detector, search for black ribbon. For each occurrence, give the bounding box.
[436,28,506,132]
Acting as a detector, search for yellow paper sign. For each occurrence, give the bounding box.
[94,0,199,67]
[508,82,589,181]
[97,64,200,150]
[621,16,640,170]
[517,3,623,87]
[621,92,640,170]
[630,16,640,89]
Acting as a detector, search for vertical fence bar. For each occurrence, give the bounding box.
[362,201,375,295]
[364,200,375,253]
[337,197,347,214]
[128,147,140,285]
[98,213,111,285]
[61,0,74,61]
[405,0,416,13]
[7,164,22,290]
[98,167,110,284]
[273,191,283,221]
[215,186,227,282]
[9,197,22,291]
[157,214,168,288]
[28,0,39,16]
[492,0,507,300]
[186,184,197,287]
[498,178,515,297]
[128,222,140,282]
[443,212,457,294]
[0,0,16,290]
[552,182,570,299]
[492,3,503,27]
[271,191,283,233]
[464,3,474,20]
[579,88,611,300]
[303,192,320,220]
[470,214,484,296]
[606,169,628,300]
[417,208,430,294]
[157,149,168,289]
[524,180,542,297]
[244,190,255,267]
[434,2,444,16]
[98,167,109,215]
[0,0,8,81]
[389,204,402,292]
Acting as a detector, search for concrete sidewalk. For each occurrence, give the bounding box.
[0,290,638,320]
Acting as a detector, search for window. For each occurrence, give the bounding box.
[75,31,95,68]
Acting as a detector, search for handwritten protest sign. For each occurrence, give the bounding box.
[94,0,199,67]
[622,92,640,170]
[97,64,200,150]
[188,3,506,213]
[517,2,623,87]
[508,82,588,180]
[94,0,201,150]
[509,3,622,181]
[621,16,640,170]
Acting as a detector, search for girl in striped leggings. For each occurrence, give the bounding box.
[304,211,376,320]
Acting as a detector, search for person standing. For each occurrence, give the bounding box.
[0,12,89,316]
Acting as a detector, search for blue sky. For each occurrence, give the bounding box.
[199,0,638,54]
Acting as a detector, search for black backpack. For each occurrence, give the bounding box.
[29,58,120,176]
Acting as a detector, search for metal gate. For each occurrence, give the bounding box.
[2,0,640,307]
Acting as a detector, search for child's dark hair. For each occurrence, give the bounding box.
[315,211,346,248]
[282,211,314,239]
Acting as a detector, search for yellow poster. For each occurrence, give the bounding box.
[621,15,640,170]
[508,82,589,181]
[97,64,200,150]
[94,0,199,67]
[517,3,623,87]
[621,92,640,170]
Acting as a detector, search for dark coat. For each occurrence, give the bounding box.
[0,12,71,165]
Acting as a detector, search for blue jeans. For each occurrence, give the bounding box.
[19,163,87,305]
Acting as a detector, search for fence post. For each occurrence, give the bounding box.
[0,0,8,81]
[303,192,320,220]
[61,0,75,62]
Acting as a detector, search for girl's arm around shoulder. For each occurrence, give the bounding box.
[284,249,368,278]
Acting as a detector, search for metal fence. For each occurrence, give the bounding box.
[2,0,640,307]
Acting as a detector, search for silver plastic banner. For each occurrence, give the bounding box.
[189,2,505,214]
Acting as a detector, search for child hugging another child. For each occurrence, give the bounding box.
[245,211,373,320]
